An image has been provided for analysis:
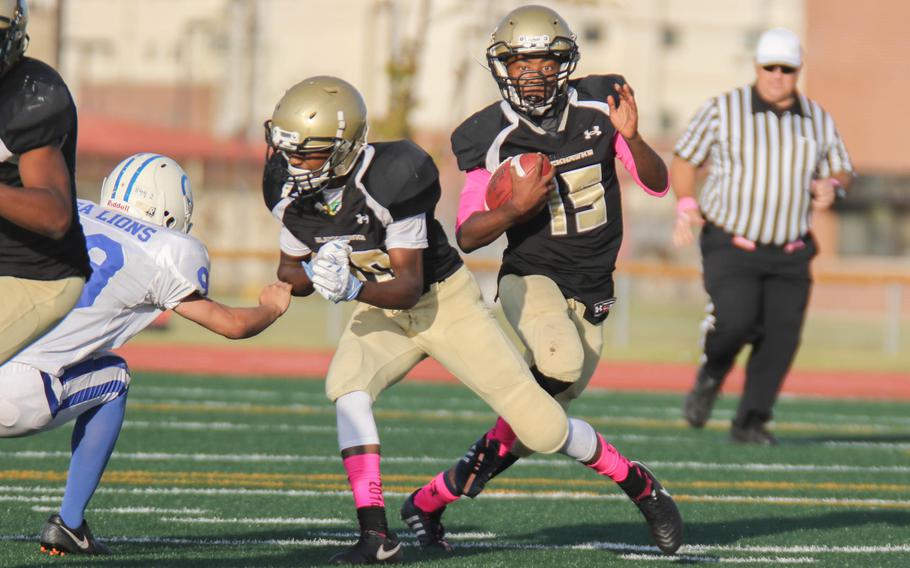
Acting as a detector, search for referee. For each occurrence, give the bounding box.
[671,28,853,444]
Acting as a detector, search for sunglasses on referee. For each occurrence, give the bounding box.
[761,64,798,74]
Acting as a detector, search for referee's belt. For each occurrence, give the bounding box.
[731,234,806,254]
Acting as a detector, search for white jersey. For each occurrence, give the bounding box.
[13,199,210,376]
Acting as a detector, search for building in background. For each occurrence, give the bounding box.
[25,0,908,294]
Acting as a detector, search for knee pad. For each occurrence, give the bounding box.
[530,315,585,384]
[0,399,20,430]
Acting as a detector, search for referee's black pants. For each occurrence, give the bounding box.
[698,222,816,427]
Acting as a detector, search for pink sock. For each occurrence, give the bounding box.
[586,434,632,482]
[414,471,459,513]
[487,417,517,457]
[343,453,384,509]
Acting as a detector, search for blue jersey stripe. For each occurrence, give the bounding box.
[108,154,142,201]
[59,379,128,411]
[40,371,59,418]
[123,154,162,202]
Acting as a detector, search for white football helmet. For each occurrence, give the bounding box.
[100,153,194,233]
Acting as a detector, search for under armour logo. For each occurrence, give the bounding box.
[584,125,602,139]
[355,214,369,224]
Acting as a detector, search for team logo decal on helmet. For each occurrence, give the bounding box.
[0,0,28,77]
[486,4,579,116]
[100,153,194,233]
[264,76,368,197]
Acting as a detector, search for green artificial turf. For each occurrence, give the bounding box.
[1,373,908,567]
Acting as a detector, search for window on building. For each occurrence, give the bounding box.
[584,24,604,44]
[661,25,679,48]
[659,108,675,135]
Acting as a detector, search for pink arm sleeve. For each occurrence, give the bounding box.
[613,132,669,197]
[456,168,492,230]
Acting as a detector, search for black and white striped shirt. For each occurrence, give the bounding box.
[675,85,853,245]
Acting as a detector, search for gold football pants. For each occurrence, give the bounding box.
[0,276,84,365]
[498,273,604,457]
[325,266,569,454]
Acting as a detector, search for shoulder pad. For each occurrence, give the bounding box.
[365,141,441,220]
[451,103,503,172]
[0,58,75,154]
[164,234,212,297]
[573,74,627,103]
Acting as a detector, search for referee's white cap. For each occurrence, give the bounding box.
[755,28,802,68]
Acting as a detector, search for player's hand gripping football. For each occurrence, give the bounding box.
[308,240,363,303]
[607,82,639,140]
[259,281,293,316]
[505,154,554,222]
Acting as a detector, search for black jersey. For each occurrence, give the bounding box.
[263,140,463,292]
[0,57,90,280]
[452,74,629,323]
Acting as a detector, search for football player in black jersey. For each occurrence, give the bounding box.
[264,75,567,565]
[264,76,679,563]
[0,0,91,364]
[402,4,683,556]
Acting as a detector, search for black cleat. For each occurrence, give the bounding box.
[683,368,722,428]
[630,462,683,555]
[400,490,453,552]
[730,421,779,445]
[39,514,111,556]
[329,529,403,564]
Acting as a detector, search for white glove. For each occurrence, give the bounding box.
[307,241,363,303]
[316,239,353,266]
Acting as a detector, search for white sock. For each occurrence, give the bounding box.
[559,417,598,462]
[335,391,380,449]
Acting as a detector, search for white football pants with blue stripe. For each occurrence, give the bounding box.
[0,354,131,438]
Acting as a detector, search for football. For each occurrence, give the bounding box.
[485,153,554,210]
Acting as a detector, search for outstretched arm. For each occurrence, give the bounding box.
[173,281,292,339]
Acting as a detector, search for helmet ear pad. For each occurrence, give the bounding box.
[99,154,194,233]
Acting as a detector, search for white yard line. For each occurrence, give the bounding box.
[160,516,346,525]
[0,495,58,503]
[2,484,908,509]
[30,505,206,515]
[3,450,910,474]
[127,399,910,434]
[0,533,905,557]
[618,553,816,563]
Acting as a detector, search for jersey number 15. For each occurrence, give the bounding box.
[547,163,608,236]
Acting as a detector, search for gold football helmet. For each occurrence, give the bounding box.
[0,0,28,77]
[264,76,368,195]
[486,4,579,116]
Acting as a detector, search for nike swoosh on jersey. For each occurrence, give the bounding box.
[375,542,401,561]
[59,524,90,550]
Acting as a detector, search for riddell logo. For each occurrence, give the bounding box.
[106,200,129,212]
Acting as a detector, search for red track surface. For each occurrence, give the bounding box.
[115,343,910,401]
